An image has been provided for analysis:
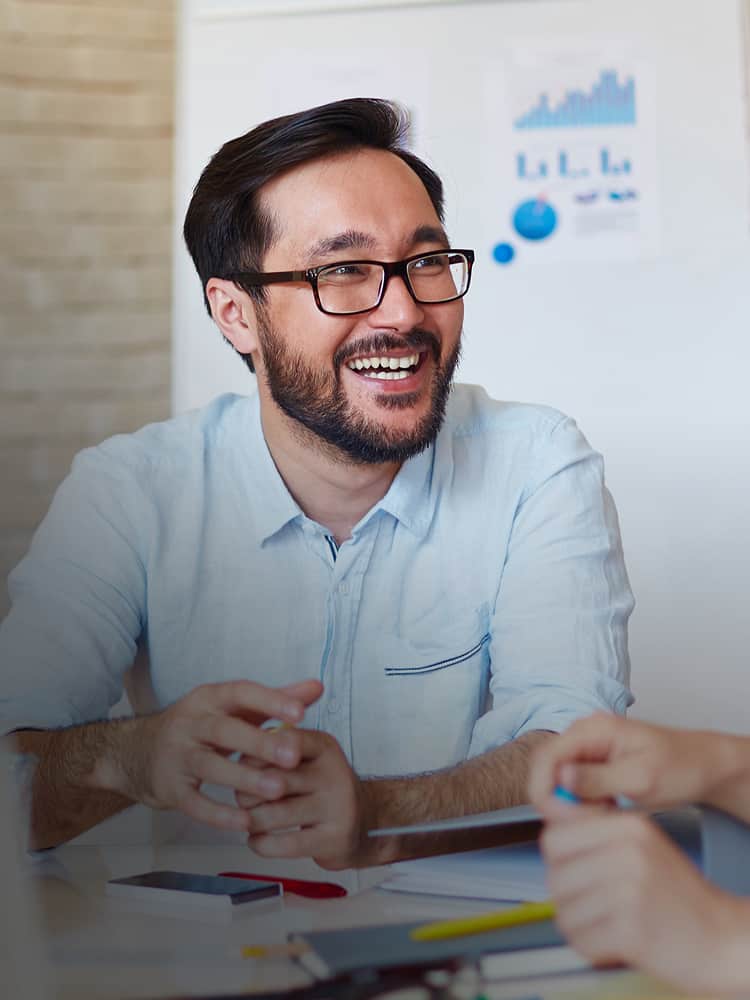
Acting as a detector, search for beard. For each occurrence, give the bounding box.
[254,316,461,465]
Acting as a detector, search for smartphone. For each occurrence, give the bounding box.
[106,870,281,909]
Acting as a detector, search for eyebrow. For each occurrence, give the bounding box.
[304,225,451,264]
[305,230,377,262]
[410,224,450,248]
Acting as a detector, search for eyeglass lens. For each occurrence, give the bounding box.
[316,252,469,315]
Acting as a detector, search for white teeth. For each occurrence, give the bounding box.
[365,370,410,380]
[347,352,420,373]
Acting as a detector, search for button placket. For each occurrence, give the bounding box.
[317,527,376,762]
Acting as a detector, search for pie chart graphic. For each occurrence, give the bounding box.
[512,199,558,241]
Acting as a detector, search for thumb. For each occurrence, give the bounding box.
[560,760,630,802]
[280,679,324,707]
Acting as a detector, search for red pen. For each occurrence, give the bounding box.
[218,870,347,899]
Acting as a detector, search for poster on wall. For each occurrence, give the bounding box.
[485,44,660,267]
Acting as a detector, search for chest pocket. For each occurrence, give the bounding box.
[360,610,491,776]
[384,632,489,676]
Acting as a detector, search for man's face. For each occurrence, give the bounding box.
[250,149,464,465]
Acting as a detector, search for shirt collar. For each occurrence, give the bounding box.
[241,391,304,545]
[370,443,436,540]
[240,391,437,545]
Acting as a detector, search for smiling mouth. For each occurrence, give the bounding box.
[345,351,426,381]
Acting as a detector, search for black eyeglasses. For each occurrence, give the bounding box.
[225,249,475,316]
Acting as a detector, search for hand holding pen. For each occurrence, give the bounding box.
[527,715,750,993]
[527,710,730,814]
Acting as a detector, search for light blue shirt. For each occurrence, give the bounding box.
[0,385,633,777]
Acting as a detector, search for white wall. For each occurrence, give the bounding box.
[173,0,750,733]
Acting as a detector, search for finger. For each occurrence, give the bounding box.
[248,794,319,834]
[177,787,251,832]
[279,679,324,707]
[556,907,626,968]
[542,812,649,863]
[528,713,620,806]
[234,765,290,809]
[237,753,270,770]
[195,715,302,768]
[539,794,591,822]
[564,754,671,807]
[561,757,648,803]
[204,680,308,725]
[240,764,313,802]
[236,791,264,810]
[546,846,618,904]
[292,728,337,762]
[189,748,286,799]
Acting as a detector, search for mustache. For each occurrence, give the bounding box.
[334,328,441,369]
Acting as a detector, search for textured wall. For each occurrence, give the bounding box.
[0,0,175,615]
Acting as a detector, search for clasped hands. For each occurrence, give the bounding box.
[134,677,374,869]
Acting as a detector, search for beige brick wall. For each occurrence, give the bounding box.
[0,0,175,615]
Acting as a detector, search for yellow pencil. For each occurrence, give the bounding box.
[242,941,310,959]
[410,900,556,942]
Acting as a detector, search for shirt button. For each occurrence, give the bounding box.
[327,699,340,714]
[338,581,350,596]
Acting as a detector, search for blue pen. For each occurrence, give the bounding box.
[553,784,579,804]
[554,783,633,809]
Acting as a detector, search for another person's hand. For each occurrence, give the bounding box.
[528,712,728,811]
[541,800,750,994]
[237,730,373,869]
[115,678,322,831]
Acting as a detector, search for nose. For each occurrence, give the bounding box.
[367,273,425,331]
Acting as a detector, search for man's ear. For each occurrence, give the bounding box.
[205,278,260,355]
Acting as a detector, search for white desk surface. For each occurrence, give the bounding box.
[32,843,669,999]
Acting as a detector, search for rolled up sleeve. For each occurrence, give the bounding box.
[469,416,634,757]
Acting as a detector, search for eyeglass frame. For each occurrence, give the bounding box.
[224,248,475,317]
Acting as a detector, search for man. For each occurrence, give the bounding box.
[529,713,750,994]
[0,98,633,868]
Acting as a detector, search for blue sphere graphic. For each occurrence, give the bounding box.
[513,199,558,241]
[492,242,516,265]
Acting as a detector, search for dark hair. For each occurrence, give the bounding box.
[183,98,445,372]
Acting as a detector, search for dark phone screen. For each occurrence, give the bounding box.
[108,870,280,902]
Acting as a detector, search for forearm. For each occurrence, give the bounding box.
[362,730,552,864]
[15,719,149,850]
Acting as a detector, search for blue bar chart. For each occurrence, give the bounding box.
[514,70,636,129]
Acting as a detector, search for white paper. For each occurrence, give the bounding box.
[380,842,548,903]
[481,41,660,266]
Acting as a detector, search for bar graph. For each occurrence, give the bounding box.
[516,147,634,182]
[514,70,636,130]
